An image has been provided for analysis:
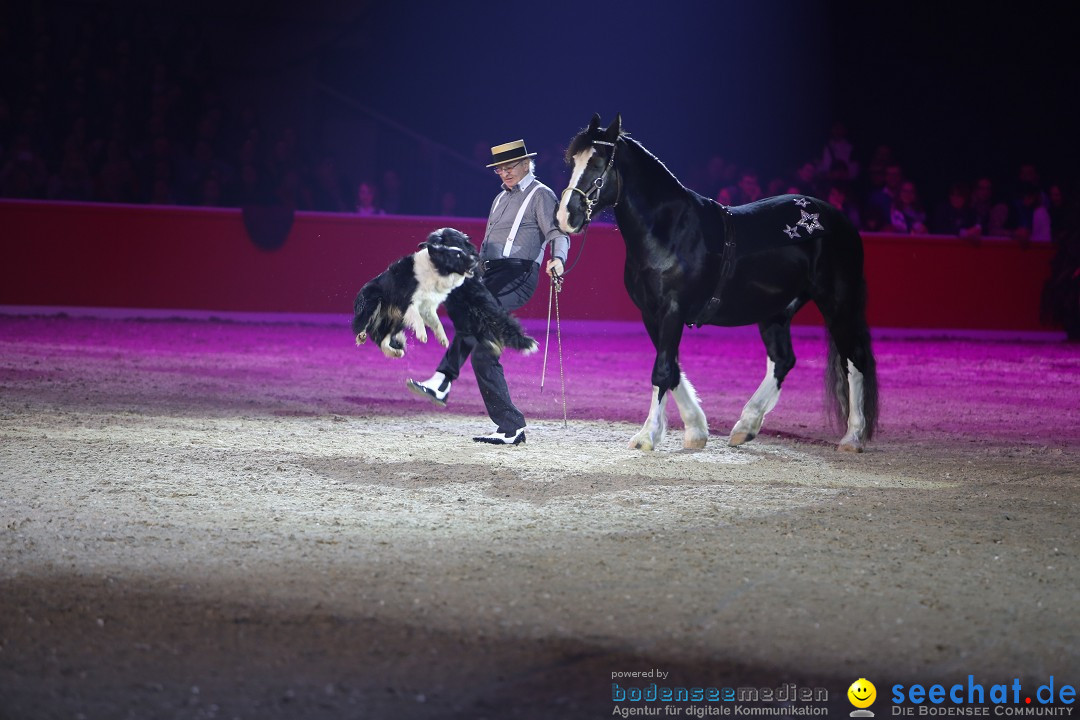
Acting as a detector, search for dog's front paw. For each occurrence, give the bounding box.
[355,332,367,346]
[415,328,428,344]
[522,340,538,355]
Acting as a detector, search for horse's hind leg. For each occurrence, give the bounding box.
[824,309,876,453]
[729,309,801,446]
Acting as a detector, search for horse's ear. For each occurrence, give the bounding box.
[588,113,601,132]
[606,114,622,140]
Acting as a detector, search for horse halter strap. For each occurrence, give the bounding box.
[563,139,618,224]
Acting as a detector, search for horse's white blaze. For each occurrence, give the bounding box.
[732,358,780,438]
[841,359,866,446]
[672,372,709,448]
[629,385,668,450]
[556,148,596,233]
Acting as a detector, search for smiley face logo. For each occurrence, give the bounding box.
[848,678,877,709]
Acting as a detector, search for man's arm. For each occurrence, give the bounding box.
[536,187,569,276]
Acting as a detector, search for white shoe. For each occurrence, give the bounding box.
[405,372,450,407]
[473,427,526,446]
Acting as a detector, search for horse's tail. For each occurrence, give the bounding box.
[824,282,878,441]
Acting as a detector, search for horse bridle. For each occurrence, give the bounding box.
[561,138,619,225]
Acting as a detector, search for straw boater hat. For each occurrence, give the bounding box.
[486,139,537,167]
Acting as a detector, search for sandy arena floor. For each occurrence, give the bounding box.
[1,311,1079,719]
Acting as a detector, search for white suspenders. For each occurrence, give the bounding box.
[491,184,543,258]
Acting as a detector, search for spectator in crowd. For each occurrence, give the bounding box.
[889,180,928,234]
[826,183,862,230]
[931,182,981,238]
[820,120,859,180]
[729,170,762,205]
[863,161,902,231]
[970,176,1010,237]
[200,175,223,207]
[868,163,904,225]
[0,132,49,198]
[791,161,819,196]
[46,146,94,201]
[309,156,350,213]
[1014,163,1048,206]
[1011,184,1051,244]
[1047,183,1068,244]
[765,176,789,198]
[95,138,140,203]
[690,154,729,200]
[0,0,1072,236]
[380,169,404,214]
[231,163,271,206]
[822,159,852,190]
[863,145,894,192]
[355,181,384,216]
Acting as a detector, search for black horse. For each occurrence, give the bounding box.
[556,114,877,452]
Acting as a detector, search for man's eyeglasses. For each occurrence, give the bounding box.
[493,160,524,176]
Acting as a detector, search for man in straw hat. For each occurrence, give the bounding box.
[406,139,569,445]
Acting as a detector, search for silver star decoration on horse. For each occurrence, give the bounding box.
[793,197,810,207]
[797,209,824,233]
[783,224,801,239]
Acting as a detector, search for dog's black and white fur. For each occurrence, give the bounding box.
[351,227,537,358]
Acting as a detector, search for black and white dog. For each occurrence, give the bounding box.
[351,227,537,358]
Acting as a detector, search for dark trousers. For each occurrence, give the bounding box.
[437,260,539,433]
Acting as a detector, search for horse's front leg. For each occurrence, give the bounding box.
[729,319,796,446]
[629,310,691,450]
[671,372,709,450]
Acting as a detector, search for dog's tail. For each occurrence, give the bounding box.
[351,286,382,344]
[489,313,538,355]
[446,278,537,356]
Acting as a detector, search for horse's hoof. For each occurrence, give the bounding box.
[728,431,755,447]
[838,440,864,453]
[628,436,655,451]
[683,433,708,450]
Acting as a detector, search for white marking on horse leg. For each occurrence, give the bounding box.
[839,359,866,452]
[556,148,595,233]
[729,358,780,446]
[628,385,668,451]
[672,372,708,449]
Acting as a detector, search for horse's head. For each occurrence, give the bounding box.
[556,113,622,234]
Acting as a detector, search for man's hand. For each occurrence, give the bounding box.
[546,258,565,278]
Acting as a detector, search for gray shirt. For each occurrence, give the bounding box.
[480,173,570,265]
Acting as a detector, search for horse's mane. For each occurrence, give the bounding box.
[565,129,690,198]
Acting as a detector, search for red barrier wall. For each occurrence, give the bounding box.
[0,199,1056,330]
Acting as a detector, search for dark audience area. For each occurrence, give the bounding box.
[2,2,1078,247]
